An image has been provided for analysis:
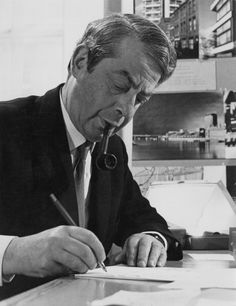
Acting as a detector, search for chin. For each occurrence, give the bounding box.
[86,133,103,143]
[94,135,103,142]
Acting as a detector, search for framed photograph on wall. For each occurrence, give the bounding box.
[133,0,236,166]
[134,0,236,61]
[133,90,227,164]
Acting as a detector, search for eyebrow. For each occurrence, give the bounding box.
[113,70,152,96]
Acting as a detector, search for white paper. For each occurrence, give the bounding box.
[90,288,236,306]
[160,268,236,289]
[90,289,201,306]
[75,264,193,282]
[76,264,236,289]
[195,289,236,306]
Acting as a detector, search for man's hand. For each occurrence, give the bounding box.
[112,233,167,267]
[2,226,105,278]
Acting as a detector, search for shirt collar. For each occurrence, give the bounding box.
[59,89,86,152]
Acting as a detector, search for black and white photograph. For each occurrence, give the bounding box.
[135,0,236,60]
[0,0,236,305]
[133,91,226,161]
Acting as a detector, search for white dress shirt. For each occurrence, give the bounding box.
[59,91,91,202]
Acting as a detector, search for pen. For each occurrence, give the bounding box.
[49,193,107,272]
[49,193,77,226]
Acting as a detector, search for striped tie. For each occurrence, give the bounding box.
[73,142,90,227]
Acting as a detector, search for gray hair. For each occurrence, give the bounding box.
[69,13,176,85]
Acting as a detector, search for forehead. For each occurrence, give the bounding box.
[110,37,161,91]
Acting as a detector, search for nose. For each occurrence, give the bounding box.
[99,108,125,128]
[114,93,136,122]
[99,93,136,129]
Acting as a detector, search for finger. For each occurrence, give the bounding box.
[113,250,126,264]
[156,247,167,267]
[136,235,152,267]
[69,227,106,263]
[54,247,89,274]
[48,227,98,270]
[125,235,140,266]
[147,240,167,267]
[49,262,75,277]
[62,237,98,270]
[147,242,162,267]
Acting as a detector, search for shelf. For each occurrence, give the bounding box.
[132,159,236,167]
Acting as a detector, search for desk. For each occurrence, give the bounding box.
[0,251,235,306]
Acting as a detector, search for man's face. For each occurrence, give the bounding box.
[66,37,161,142]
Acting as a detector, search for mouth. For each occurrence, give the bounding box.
[101,117,125,134]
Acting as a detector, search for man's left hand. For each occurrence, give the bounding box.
[112,233,167,267]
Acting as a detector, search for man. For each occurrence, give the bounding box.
[0,13,182,298]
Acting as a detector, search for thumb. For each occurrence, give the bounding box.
[113,252,124,264]
[113,249,126,264]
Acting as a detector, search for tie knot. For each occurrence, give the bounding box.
[73,141,91,169]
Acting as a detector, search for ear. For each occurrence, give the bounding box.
[71,45,89,78]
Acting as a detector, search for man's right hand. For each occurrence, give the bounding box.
[2,226,105,278]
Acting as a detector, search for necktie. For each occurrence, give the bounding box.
[73,142,90,227]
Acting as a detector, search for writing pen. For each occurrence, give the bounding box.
[49,193,107,272]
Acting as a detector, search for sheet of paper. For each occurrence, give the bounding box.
[75,264,194,282]
[90,289,201,306]
[91,288,236,306]
[160,268,236,289]
[75,264,236,289]
[195,288,236,306]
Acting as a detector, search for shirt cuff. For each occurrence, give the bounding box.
[0,235,16,286]
[143,231,168,250]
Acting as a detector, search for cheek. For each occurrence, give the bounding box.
[93,90,113,112]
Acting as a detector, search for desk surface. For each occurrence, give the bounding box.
[1,251,235,306]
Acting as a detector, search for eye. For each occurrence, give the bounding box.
[112,80,130,94]
[114,84,130,93]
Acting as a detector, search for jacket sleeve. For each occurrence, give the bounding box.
[113,138,183,261]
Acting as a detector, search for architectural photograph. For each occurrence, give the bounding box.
[133,91,225,161]
[135,0,236,59]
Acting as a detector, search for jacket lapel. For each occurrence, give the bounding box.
[31,85,113,233]
[32,85,78,224]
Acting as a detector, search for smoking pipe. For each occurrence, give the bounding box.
[96,124,117,171]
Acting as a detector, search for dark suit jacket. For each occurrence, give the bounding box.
[0,85,182,298]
